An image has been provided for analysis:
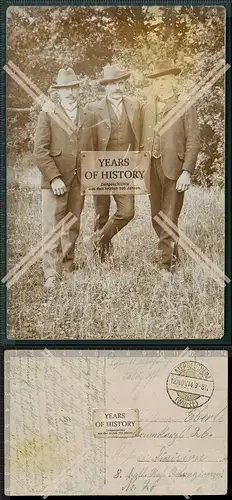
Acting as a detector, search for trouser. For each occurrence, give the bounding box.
[150,157,184,271]
[93,194,135,245]
[42,175,84,280]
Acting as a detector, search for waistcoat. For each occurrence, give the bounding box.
[107,100,135,151]
[152,99,173,158]
[152,109,163,159]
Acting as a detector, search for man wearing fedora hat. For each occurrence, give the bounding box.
[141,61,200,275]
[87,64,140,261]
[34,67,96,289]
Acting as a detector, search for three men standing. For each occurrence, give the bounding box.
[34,62,200,287]
[141,62,200,274]
[87,64,140,261]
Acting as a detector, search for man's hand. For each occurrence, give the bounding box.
[51,178,67,196]
[176,171,191,192]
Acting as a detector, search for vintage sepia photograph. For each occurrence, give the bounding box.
[4,349,228,495]
[5,4,228,340]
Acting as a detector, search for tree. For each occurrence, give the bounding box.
[6,5,225,186]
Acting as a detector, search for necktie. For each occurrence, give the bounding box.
[108,97,122,119]
[61,102,78,123]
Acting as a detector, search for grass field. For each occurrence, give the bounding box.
[6,168,225,340]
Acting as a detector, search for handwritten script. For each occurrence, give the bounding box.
[4,350,227,495]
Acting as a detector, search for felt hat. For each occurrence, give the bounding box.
[51,67,82,88]
[99,64,131,85]
[148,62,181,79]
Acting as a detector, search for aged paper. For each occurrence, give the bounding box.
[5,5,227,341]
[81,151,150,195]
[93,408,140,437]
[5,349,227,495]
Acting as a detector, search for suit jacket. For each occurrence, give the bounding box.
[140,95,200,180]
[34,104,96,188]
[87,96,140,151]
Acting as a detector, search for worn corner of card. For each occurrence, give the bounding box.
[93,408,139,438]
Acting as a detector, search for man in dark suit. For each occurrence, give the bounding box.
[141,62,200,275]
[34,68,96,289]
[87,64,140,261]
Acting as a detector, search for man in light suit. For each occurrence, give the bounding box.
[87,64,140,261]
[34,68,96,289]
[141,62,200,275]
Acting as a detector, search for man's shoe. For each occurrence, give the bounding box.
[108,241,114,256]
[96,241,113,263]
[152,264,172,279]
[44,276,57,290]
[153,249,163,264]
[62,262,74,274]
[62,268,76,281]
[84,230,102,248]
[158,268,172,279]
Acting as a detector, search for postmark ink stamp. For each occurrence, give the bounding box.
[166,361,214,409]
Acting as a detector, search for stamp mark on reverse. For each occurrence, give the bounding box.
[166,361,214,409]
[93,408,139,438]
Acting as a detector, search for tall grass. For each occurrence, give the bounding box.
[6,177,224,340]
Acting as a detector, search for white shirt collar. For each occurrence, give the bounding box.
[107,95,123,108]
[61,102,78,122]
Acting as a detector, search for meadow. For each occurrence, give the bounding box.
[6,165,224,340]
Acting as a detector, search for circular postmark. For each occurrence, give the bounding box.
[166,361,214,409]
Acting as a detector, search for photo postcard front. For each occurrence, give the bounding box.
[2,3,231,341]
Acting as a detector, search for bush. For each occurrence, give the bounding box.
[6,5,225,187]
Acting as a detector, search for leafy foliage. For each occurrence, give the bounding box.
[6,5,225,186]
